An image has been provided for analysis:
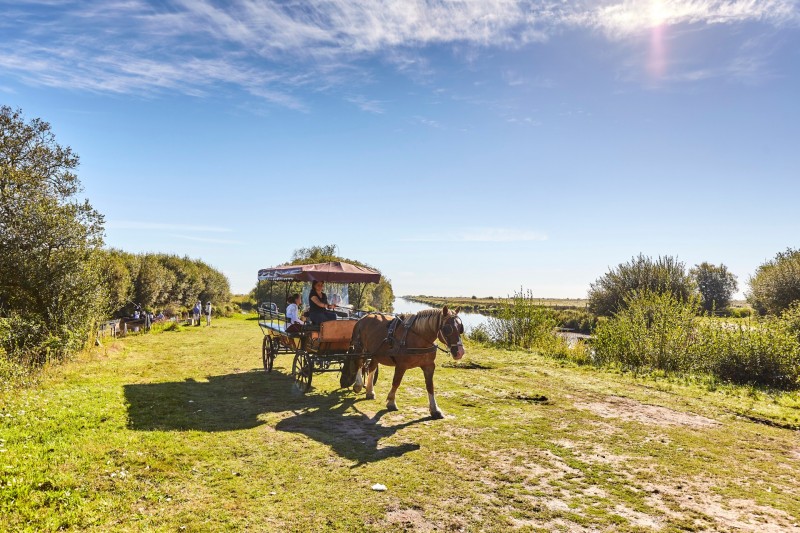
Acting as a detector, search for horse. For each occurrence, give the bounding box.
[347,306,465,419]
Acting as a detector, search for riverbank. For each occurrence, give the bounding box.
[2,314,799,531]
[403,295,589,315]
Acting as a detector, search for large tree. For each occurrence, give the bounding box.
[254,244,394,312]
[0,106,105,361]
[690,262,738,313]
[748,248,800,315]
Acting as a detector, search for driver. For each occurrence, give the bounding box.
[307,280,338,324]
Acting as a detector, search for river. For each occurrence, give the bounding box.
[392,297,490,332]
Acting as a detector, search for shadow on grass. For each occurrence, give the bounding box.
[124,370,288,432]
[275,395,425,465]
[124,370,426,463]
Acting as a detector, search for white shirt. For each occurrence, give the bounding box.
[286,303,303,325]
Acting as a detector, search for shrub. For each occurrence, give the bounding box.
[692,319,800,389]
[748,248,800,315]
[467,324,491,344]
[593,291,698,372]
[726,307,752,319]
[487,288,558,350]
[690,262,738,313]
[588,254,695,316]
[553,309,597,334]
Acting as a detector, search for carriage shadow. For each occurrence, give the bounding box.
[123,370,289,432]
[124,370,426,463]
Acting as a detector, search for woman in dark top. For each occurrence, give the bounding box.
[307,281,338,324]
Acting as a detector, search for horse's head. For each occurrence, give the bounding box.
[438,306,465,360]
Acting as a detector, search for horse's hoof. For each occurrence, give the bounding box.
[430,411,444,420]
[365,392,375,400]
[353,384,363,393]
[387,404,398,412]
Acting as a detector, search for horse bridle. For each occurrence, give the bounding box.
[437,315,464,354]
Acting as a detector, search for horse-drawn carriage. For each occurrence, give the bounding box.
[256,261,466,418]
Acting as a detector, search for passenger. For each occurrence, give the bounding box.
[285,293,304,333]
[307,281,338,324]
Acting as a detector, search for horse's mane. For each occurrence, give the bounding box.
[399,308,446,335]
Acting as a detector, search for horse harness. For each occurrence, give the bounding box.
[380,314,463,362]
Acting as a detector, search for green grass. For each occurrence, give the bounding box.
[2,315,800,531]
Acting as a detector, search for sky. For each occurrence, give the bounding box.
[2,0,799,297]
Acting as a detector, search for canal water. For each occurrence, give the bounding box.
[392,297,591,344]
[392,297,490,332]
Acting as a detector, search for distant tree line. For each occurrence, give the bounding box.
[98,250,231,317]
[0,106,231,380]
[588,251,800,318]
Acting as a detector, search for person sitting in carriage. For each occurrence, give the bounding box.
[285,293,304,334]
[307,280,338,324]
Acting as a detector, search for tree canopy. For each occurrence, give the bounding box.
[253,244,394,312]
[588,254,695,316]
[748,248,800,315]
[0,106,105,361]
[690,262,738,313]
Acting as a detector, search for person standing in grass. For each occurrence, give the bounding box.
[192,300,201,326]
[205,301,212,326]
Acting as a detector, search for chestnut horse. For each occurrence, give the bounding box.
[348,307,465,419]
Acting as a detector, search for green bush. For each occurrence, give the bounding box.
[593,291,800,389]
[588,254,695,316]
[593,291,698,372]
[553,309,597,334]
[748,248,800,315]
[487,289,558,350]
[467,323,491,344]
[726,307,752,319]
[692,319,800,389]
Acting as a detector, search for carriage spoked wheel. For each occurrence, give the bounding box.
[292,350,313,393]
[262,336,275,373]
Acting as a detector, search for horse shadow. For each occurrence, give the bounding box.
[275,394,426,465]
[123,370,427,464]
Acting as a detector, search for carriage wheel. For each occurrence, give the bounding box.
[262,336,274,373]
[292,350,313,393]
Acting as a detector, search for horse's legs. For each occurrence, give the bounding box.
[386,366,407,411]
[422,364,444,419]
[364,359,379,400]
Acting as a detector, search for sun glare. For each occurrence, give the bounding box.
[650,0,667,26]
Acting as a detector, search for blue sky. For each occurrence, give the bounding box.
[3,0,799,297]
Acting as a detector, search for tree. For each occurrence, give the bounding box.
[748,248,800,315]
[588,254,695,316]
[255,244,394,312]
[690,262,738,313]
[0,106,105,362]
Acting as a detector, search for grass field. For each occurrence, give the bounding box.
[2,315,799,531]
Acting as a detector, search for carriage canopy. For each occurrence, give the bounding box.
[257,261,381,284]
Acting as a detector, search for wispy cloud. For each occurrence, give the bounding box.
[169,234,245,245]
[2,1,797,105]
[346,95,386,114]
[402,227,548,242]
[107,221,233,233]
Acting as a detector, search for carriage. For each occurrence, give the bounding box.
[256,261,382,393]
[256,261,466,417]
